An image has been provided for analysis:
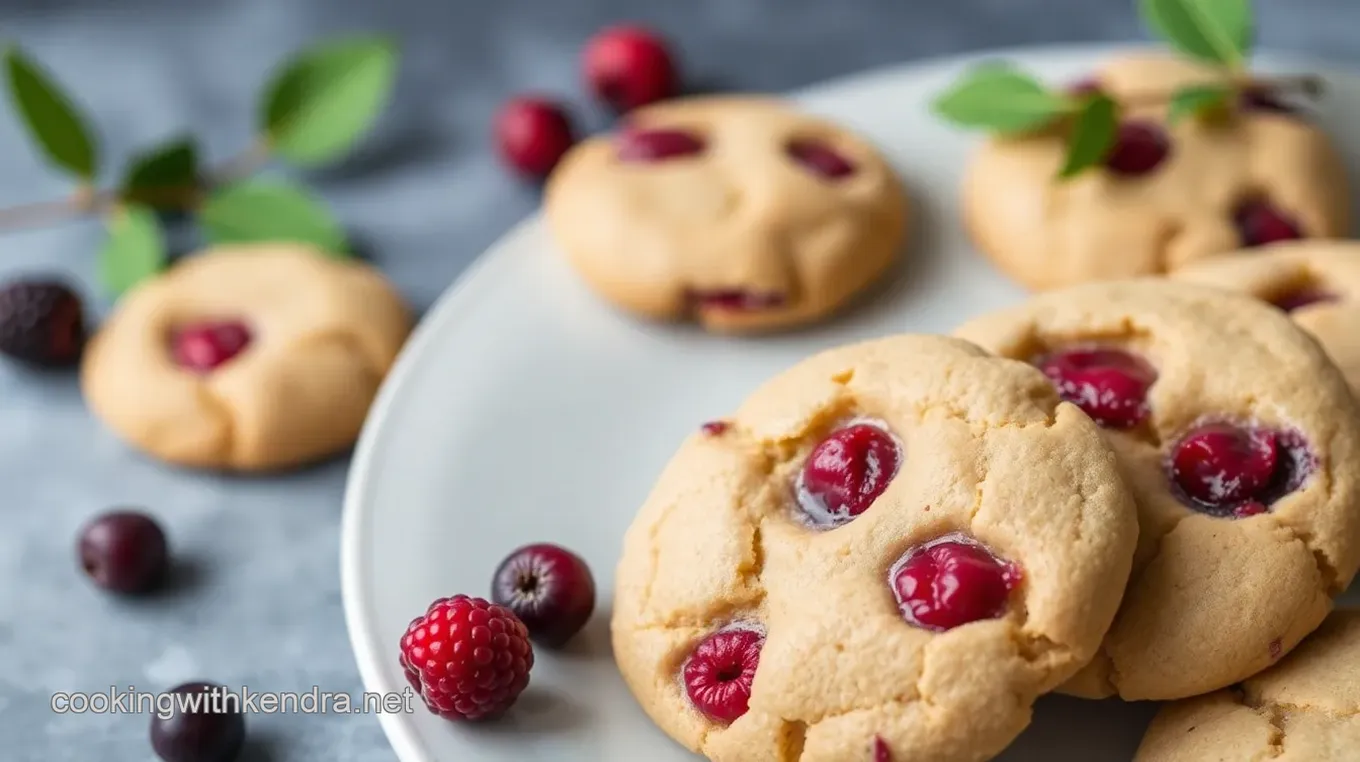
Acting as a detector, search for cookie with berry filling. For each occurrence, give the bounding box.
[81,244,412,471]
[1174,239,1360,396]
[544,96,908,333]
[954,279,1360,701]
[962,53,1349,291]
[1135,609,1360,761]
[612,335,1138,762]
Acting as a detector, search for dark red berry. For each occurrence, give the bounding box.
[616,127,705,162]
[1104,121,1171,176]
[891,535,1022,632]
[700,420,730,436]
[786,139,856,180]
[491,543,595,648]
[1037,347,1157,429]
[0,279,86,367]
[582,25,678,112]
[149,681,245,762]
[493,97,577,178]
[685,288,785,312]
[171,320,251,373]
[399,595,534,721]
[1234,198,1303,247]
[796,422,902,526]
[682,626,763,724]
[78,510,168,594]
[874,736,894,762]
[1271,287,1337,313]
[1167,422,1313,517]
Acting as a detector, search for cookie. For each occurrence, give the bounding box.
[544,96,908,333]
[611,335,1137,762]
[962,53,1349,291]
[954,279,1360,701]
[1174,239,1360,396]
[81,244,412,471]
[1135,609,1360,761]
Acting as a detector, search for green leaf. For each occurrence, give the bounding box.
[932,64,1073,134]
[3,44,99,180]
[97,205,166,297]
[1167,83,1235,123]
[1140,0,1253,67]
[1058,93,1119,179]
[122,137,199,196]
[200,180,348,255]
[261,36,398,166]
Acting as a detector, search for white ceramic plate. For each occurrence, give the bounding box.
[342,43,1360,762]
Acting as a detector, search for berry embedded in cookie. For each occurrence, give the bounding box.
[955,279,1360,702]
[545,96,908,334]
[170,319,252,373]
[612,335,1137,762]
[1233,197,1304,247]
[1104,121,1171,176]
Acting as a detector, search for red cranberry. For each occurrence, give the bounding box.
[682,626,763,724]
[1037,347,1157,429]
[78,510,168,594]
[874,736,893,761]
[493,96,577,178]
[1168,422,1313,517]
[582,25,678,112]
[490,543,595,648]
[796,422,902,526]
[1234,198,1304,247]
[616,127,705,162]
[890,535,1022,632]
[1271,287,1338,313]
[685,288,785,312]
[786,139,856,180]
[1104,121,1171,176]
[701,420,730,436]
[149,682,245,762]
[171,320,251,374]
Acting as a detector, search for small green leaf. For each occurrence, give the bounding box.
[261,36,398,166]
[1058,93,1119,179]
[122,137,199,196]
[3,44,99,179]
[98,205,167,297]
[1167,83,1235,123]
[932,64,1073,134]
[1140,0,1253,67]
[200,180,348,255]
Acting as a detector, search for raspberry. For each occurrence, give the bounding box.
[0,279,86,367]
[399,595,534,721]
[682,625,763,724]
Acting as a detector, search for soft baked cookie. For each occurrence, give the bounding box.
[962,53,1349,291]
[1135,609,1360,761]
[544,96,908,333]
[1174,239,1360,396]
[82,244,412,471]
[954,280,1360,701]
[612,335,1138,762]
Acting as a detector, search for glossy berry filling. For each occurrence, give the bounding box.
[616,128,705,162]
[795,422,903,527]
[1234,198,1304,247]
[1167,422,1314,517]
[786,139,856,180]
[686,288,786,312]
[700,420,730,436]
[1105,121,1171,176]
[1037,347,1157,429]
[890,535,1022,632]
[682,625,764,724]
[1270,287,1338,313]
[171,320,252,374]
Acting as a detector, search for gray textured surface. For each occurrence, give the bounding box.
[1,0,1357,759]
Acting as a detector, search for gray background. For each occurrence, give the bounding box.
[0,0,1356,760]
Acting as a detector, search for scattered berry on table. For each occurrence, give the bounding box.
[0,279,86,367]
[582,25,678,112]
[399,595,534,721]
[491,543,596,647]
[149,681,245,762]
[494,96,577,178]
[78,510,169,594]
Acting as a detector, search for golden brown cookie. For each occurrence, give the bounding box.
[544,96,908,333]
[1174,239,1360,396]
[954,279,1360,701]
[81,244,412,471]
[962,53,1349,291]
[611,335,1138,762]
[1135,609,1360,761]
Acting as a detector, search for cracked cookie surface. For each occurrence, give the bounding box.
[611,335,1138,761]
[1174,239,1360,397]
[544,95,908,333]
[81,243,412,471]
[1135,609,1360,761]
[954,280,1360,701]
[962,53,1349,292]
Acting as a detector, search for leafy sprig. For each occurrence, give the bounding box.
[0,35,398,295]
[931,0,1320,179]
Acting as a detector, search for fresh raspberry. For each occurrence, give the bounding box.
[682,626,763,724]
[0,279,86,367]
[399,595,535,721]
